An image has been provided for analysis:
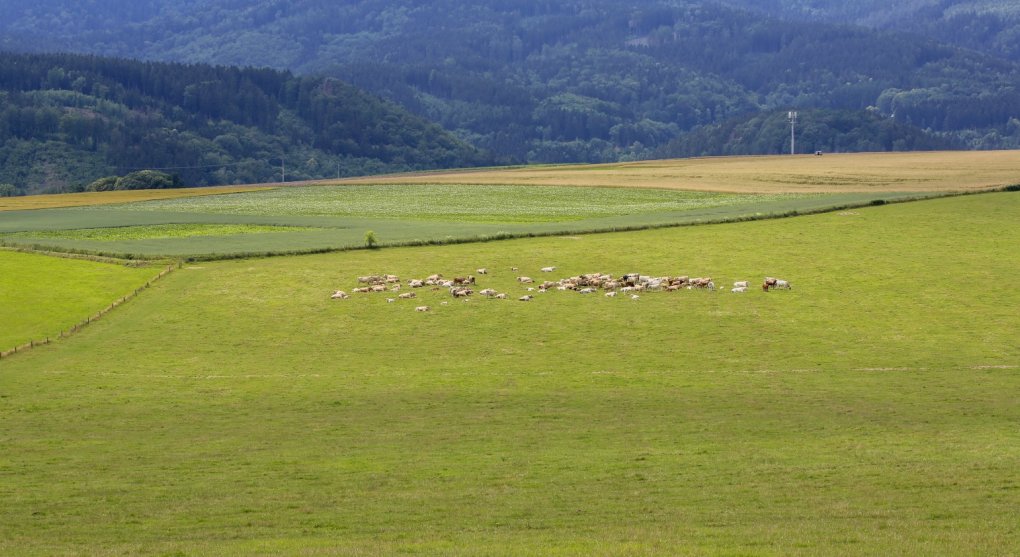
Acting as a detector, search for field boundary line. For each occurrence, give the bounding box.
[0,245,159,267]
[0,262,179,361]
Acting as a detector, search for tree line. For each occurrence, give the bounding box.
[0,52,490,194]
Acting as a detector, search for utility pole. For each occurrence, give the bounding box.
[788,111,798,155]
[281,158,286,183]
[337,162,341,180]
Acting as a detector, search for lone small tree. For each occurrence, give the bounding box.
[364,230,378,249]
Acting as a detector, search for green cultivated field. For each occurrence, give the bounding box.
[1,192,1018,555]
[1,223,320,242]
[0,251,160,350]
[106,184,813,222]
[0,184,929,258]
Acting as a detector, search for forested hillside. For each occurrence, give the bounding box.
[655,109,958,159]
[0,52,489,195]
[1,1,1019,167]
[719,0,1020,61]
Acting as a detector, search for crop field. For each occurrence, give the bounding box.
[102,184,815,222]
[1,191,1018,555]
[0,185,275,212]
[337,150,1020,193]
[0,185,932,258]
[0,250,161,350]
[1,223,322,242]
[2,151,1016,259]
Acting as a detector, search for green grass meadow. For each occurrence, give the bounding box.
[0,251,162,351]
[1,192,1018,555]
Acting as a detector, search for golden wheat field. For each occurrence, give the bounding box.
[335,151,1020,193]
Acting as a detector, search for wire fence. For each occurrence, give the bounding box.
[0,263,177,360]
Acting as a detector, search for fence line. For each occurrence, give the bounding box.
[0,263,178,361]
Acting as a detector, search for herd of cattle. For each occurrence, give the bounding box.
[331,267,791,312]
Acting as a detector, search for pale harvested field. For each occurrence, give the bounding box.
[5,152,1016,212]
[333,151,1020,193]
[0,185,275,211]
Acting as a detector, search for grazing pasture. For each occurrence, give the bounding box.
[1,192,1018,555]
[0,250,160,351]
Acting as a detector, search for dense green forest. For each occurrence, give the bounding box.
[655,109,958,159]
[0,52,489,195]
[1,1,1019,174]
[719,0,1020,61]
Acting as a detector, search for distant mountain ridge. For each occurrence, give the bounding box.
[717,0,1020,61]
[1,1,1019,167]
[0,51,490,195]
